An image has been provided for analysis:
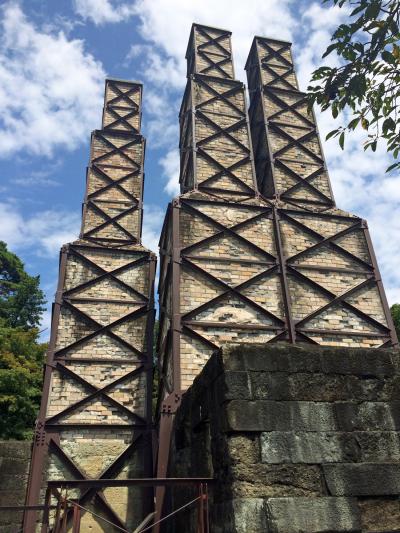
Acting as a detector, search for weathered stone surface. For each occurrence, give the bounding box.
[0,441,31,533]
[225,400,336,432]
[324,464,400,495]
[359,497,400,531]
[261,432,358,464]
[335,401,400,431]
[265,497,361,532]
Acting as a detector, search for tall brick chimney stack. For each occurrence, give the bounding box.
[24,79,156,532]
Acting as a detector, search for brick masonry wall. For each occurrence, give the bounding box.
[167,344,400,532]
[157,24,397,405]
[24,79,155,532]
[0,441,31,533]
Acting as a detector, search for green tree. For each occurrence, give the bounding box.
[308,0,400,171]
[0,240,46,329]
[391,303,400,339]
[0,326,46,439]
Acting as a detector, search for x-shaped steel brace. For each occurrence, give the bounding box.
[104,106,140,134]
[55,299,149,359]
[196,26,231,58]
[195,110,250,154]
[270,122,324,165]
[258,41,292,68]
[92,132,142,171]
[88,164,140,203]
[264,87,314,129]
[181,257,284,327]
[195,146,255,194]
[283,212,373,271]
[83,199,138,241]
[194,76,244,118]
[276,160,333,205]
[180,200,276,262]
[45,362,146,425]
[48,436,144,531]
[64,247,149,303]
[197,51,232,79]
[107,82,140,109]
[289,265,390,334]
[260,62,297,92]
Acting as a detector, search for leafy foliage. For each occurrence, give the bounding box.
[0,241,46,329]
[391,303,400,339]
[308,0,400,171]
[0,326,46,439]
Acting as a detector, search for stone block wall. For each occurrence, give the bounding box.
[167,344,400,532]
[0,441,31,533]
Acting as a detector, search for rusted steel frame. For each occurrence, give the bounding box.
[276,160,333,205]
[194,76,244,117]
[184,320,282,332]
[196,25,231,58]
[294,264,372,275]
[265,87,312,126]
[171,202,182,392]
[104,107,139,133]
[362,223,399,346]
[55,304,149,358]
[24,246,69,533]
[49,438,131,531]
[270,124,324,165]
[180,201,276,262]
[290,270,390,332]
[261,64,297,91]
[143,256,157,515]
[256,38,337,205]
[257,38,292,67]
[92,132,142,170]
[83,200,138,241]
[181,325,220,351]
[45,423,147,430]
[181,258,284,325]
[196,111,249,152]
[50,478,214,489]
[88,165,140,203]
[282,213,373,270]
[77,433,146,508]
[272,207,296,342]
[287,264,381,324]
[198,52,232,78]
[196,149,255,193]
[187,254,274,266]
[253,83,278,197]
[300,328,389,338]
[45,364,146,425]
[64,248,149,301]
[105,81,141,110]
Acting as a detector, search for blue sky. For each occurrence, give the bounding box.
[1,0,399,340]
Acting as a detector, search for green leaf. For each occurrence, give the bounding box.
[339,131,345,149]
[386,162,399,172]
[365,2,380,19]
[382,50,396,64]
[322,43,338,58]
[326,129,339,140]
[332,105,339,118]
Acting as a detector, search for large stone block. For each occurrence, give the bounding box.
[323,464,400,496]
[225,400,336,432]
[264,496,361,532]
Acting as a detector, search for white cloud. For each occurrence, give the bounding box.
[0,3,105,158]
[70,0,400,304]
[0,202,80,256]
[142,203,165,252]
[159,149,180,196]
[74,0,137,25]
